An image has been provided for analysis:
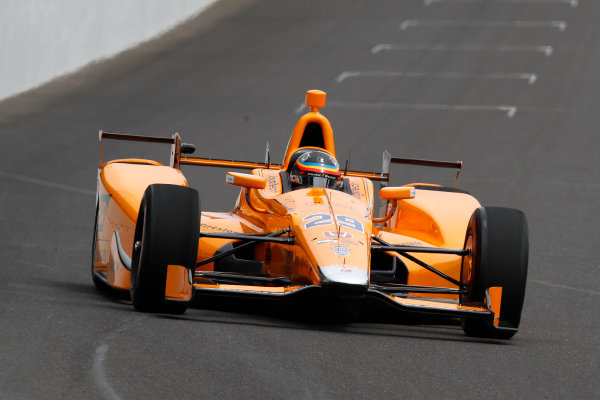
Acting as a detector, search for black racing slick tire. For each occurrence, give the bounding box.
[130,184,199,314]
[460,207,529,339]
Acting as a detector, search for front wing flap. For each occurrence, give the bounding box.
[192,283,514,334]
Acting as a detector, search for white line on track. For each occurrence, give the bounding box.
[424,0,578,7]
[92,343,123,400]
[0,170,95,195]
[295,101,517,117]
[530,279,600,296]
[371,43,554,56]
[400,19,567,31]
[335,70,537,84]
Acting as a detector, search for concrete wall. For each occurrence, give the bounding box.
[0,0,216,100]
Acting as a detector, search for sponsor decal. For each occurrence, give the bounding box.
[331,245,350,252]
[316,238,359,247]
[303,214,364,232]
[317,239,338,244]
[332,244,351,256]
[200,223,233,233]
[267,175,279,192]
[226,175,234,184]
[323,230,353,239]
[398,241,425,247]
[350,181,364,199]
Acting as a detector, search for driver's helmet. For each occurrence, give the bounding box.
[289,149,343,190]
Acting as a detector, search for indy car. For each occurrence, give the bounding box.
[92,90,528,339]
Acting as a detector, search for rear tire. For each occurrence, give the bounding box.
[130,184,199,314]
[460,207,529,339]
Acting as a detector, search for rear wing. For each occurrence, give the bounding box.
[98,131,462,186]
[99,130,195,169]
[178,156,387,181]
[380,150,463,189]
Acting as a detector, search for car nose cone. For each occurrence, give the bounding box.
[318,264,368,286]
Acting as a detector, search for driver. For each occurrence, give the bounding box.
[288,148,344,191]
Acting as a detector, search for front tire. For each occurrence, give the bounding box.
[130,184,199,314]
[460,207,529,339]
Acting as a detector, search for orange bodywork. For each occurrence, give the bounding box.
[93,90,501,323]
[380,189,481,297]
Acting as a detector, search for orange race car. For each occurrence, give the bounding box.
[92,90,528,339]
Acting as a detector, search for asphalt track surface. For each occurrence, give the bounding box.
[1,0,599,398]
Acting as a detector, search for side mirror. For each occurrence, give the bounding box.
[373,187,415,223]
[380,186,416,200]
[226,172,267,189]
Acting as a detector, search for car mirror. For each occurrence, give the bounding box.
[380,186,416,200]
[226,172,267,189]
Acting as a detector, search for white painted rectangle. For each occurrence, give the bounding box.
[371,43,553,56]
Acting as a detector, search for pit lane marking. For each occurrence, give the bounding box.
[0,170,95,195]
[335,71,537,84]
[371,43,553,56]
[424,0,577,7]
[297,100,517,118]
[400,19,567,31]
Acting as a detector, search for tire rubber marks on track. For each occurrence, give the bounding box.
[0,170,95,195]
[295,101,517,118]
[530,279,600,297]
[371,44,554,56]
[400,19,567,31]
[335,71,537,84]
[93,343,123,400]
[424,0,578,7]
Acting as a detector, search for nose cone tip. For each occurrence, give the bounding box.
[319,265,368,286]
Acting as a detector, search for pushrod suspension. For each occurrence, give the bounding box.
[196,228,291,267]
[371,235,464,287]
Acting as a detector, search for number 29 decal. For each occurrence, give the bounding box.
[303,214,364,233]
